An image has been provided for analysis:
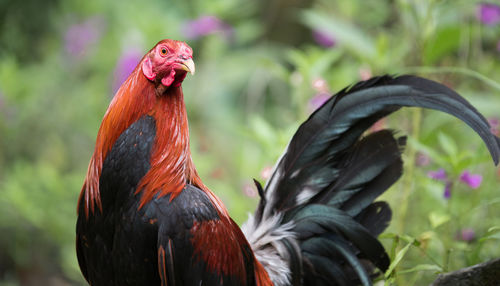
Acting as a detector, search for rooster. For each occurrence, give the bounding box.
[76,39,500,286]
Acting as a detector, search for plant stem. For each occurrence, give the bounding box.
[398,108,422,233]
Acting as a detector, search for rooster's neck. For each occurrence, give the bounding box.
[79,69,202,216]
[135,84,198,208]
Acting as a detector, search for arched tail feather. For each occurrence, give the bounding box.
[242,75,500,285]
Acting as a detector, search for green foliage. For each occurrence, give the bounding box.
[1,0,500,285]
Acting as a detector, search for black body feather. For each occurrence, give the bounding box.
[76,115,252,286]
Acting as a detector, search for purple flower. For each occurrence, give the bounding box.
[308,92,330,112]
[260,166,273,181]
[65,17,105,59]
[242,182,257,198]
[312,78,329,93]
[458,228,476,242]
[477,3,500,26]
[359,67,372,81]
[112,48,143,93]
[370,118,386,132]
[488,117,499,135]
[416,152,431,167]
[182,15,233,41]
[428,169,453,198]
[444,182,452,199]
[459,170,482,189]
[428,168,448,181]
[312,30,336,48]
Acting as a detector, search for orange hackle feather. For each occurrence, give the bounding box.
[78,60,154,217]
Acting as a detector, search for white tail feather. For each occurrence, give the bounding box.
[241,213,296,286]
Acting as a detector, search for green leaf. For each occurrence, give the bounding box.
[397,264,443,275]
[429,211,451,229]
[423,26,461,65]
[249,116,276,146]
[487,226,500,233]
[379,232,398,240]
[479,232,500,242]
[479,226,500,242]
[309,49,343,77]
[399,234,419,245]
[437,132,458,158]
[384,238,416,279]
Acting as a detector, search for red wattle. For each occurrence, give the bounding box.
[161,69,176,86]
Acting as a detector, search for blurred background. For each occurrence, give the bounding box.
[1,0,500,285]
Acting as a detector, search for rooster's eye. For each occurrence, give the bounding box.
[161,48,168,55]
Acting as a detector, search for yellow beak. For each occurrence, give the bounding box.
[180,58,195,75]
